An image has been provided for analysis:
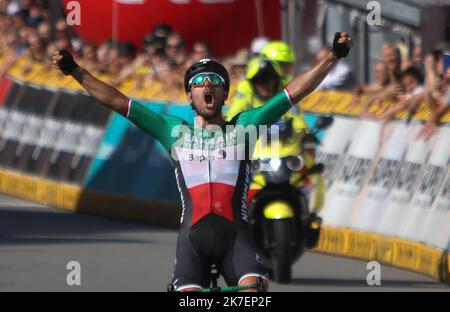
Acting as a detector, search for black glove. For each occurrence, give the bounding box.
[332,32,350,59]
[58,49,78,75]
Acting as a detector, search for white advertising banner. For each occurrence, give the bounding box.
[316,117,359,190]
[375,126,431,237]
[320,120,381,227]
[398,127,450,243]
[422,168,450,249]
[352,123,413,232]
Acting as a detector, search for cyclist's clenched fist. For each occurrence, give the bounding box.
[52,49,79,76]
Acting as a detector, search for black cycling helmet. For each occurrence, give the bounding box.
[184,58,230,92]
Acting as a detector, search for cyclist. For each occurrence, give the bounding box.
[52,32,353,292]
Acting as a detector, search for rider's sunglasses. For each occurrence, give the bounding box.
[189,72,225,88]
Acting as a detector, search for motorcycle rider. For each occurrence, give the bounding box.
[227,43,324,215]
[262,41,296,82]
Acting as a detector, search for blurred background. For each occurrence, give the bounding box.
[0,0,449,290]
[0,0,448,92]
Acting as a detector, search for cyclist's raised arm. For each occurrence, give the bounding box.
[52,49,129,116]
[286,32,353,104]
[52,49,178,150]
[237,32,353,127]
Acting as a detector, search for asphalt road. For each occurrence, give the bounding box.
[0,193,448,292]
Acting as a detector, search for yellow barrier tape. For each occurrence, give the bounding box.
[0,169,81,210]
[376,236,395,266]
[4,57,449,122]
[448,253,450,283]
[316,226,447,283]
[0,168,180,227]
[299,91,449,123]
[415,244,442,280]
[393,240,419,273]
[315,226,349,255]
[346,231,377,260]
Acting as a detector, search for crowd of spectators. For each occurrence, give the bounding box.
[0,0,249,99]
[350,42,449,139]
[0,0,448,138]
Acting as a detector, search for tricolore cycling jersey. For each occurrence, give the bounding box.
[127,89,295,228]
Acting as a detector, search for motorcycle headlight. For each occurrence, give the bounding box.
[269,158,282,171]
[286,156,305,172]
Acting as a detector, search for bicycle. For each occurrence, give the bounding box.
[167,264,267,292]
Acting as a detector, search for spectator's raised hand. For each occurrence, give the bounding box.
[383,83,403,99]
[424,54,435,70]
[428,80,443,94]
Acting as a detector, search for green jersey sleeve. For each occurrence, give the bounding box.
[235,89,295,127]
[127,99,183,151]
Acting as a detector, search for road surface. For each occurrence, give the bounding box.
[0,193,448,292]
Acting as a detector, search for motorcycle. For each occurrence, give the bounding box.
[247,116,334,284]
